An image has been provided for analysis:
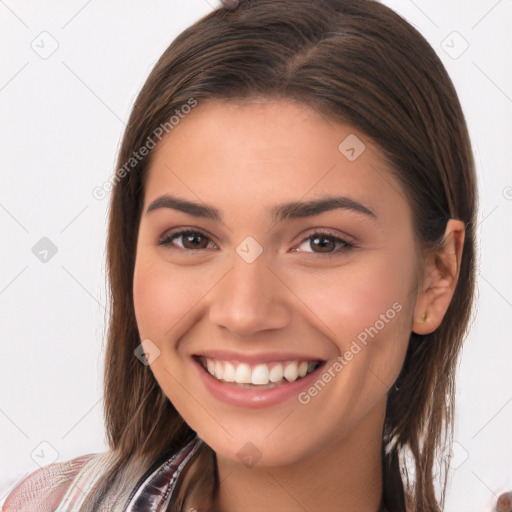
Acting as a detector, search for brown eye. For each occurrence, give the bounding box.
[294,231,354,257]
[310,234,336,253]
[158,230,216,251]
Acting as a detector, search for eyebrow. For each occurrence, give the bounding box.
[146,194,377,223]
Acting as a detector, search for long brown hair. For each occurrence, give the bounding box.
[81,1,477,510]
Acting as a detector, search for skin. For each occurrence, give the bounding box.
[133,99,464,512]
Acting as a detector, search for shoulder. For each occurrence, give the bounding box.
[2,453,97,512]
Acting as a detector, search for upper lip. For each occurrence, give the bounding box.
[193,349,326,364]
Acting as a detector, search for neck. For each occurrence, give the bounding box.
[211,401,386,512]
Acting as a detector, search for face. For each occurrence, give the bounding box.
[133,99,421,468]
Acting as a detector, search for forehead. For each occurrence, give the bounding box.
[143,99,410,226]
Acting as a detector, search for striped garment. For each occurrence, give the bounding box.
[2,437,201,512]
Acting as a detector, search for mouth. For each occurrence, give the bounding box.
[194,355,324,390]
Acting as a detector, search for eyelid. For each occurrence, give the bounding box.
[158,226,356,257]
[293,229,355,258]
[158,227,219,250]
[297,227,356,247]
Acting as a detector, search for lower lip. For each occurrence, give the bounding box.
[193,358,326,409]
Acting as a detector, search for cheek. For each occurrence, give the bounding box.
[133,253,198,342]
[287,251,415,380]
[295,254,413,335]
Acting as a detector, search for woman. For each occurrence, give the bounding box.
[3,0,480,510]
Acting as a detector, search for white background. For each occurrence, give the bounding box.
[0,1,511,510]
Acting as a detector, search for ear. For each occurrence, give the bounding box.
[412,219,465,335]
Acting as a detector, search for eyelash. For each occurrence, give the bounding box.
[157,228,355,258]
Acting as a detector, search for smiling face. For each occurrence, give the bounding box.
[133,99,422,468]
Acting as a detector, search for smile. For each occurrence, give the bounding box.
[198,356,322,389]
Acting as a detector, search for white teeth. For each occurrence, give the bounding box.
[283,362,299,382]
[234,363,252,384]
[202,358,320,386]
[206,358,215,376]
[214,360,224,380]
[269,364,284,383]
[251,364,269,385]
[223,362,236,382]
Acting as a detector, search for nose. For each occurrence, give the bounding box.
[208,249,291,337]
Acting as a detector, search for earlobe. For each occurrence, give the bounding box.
[412,219,465,335]
[412,308,434,335]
